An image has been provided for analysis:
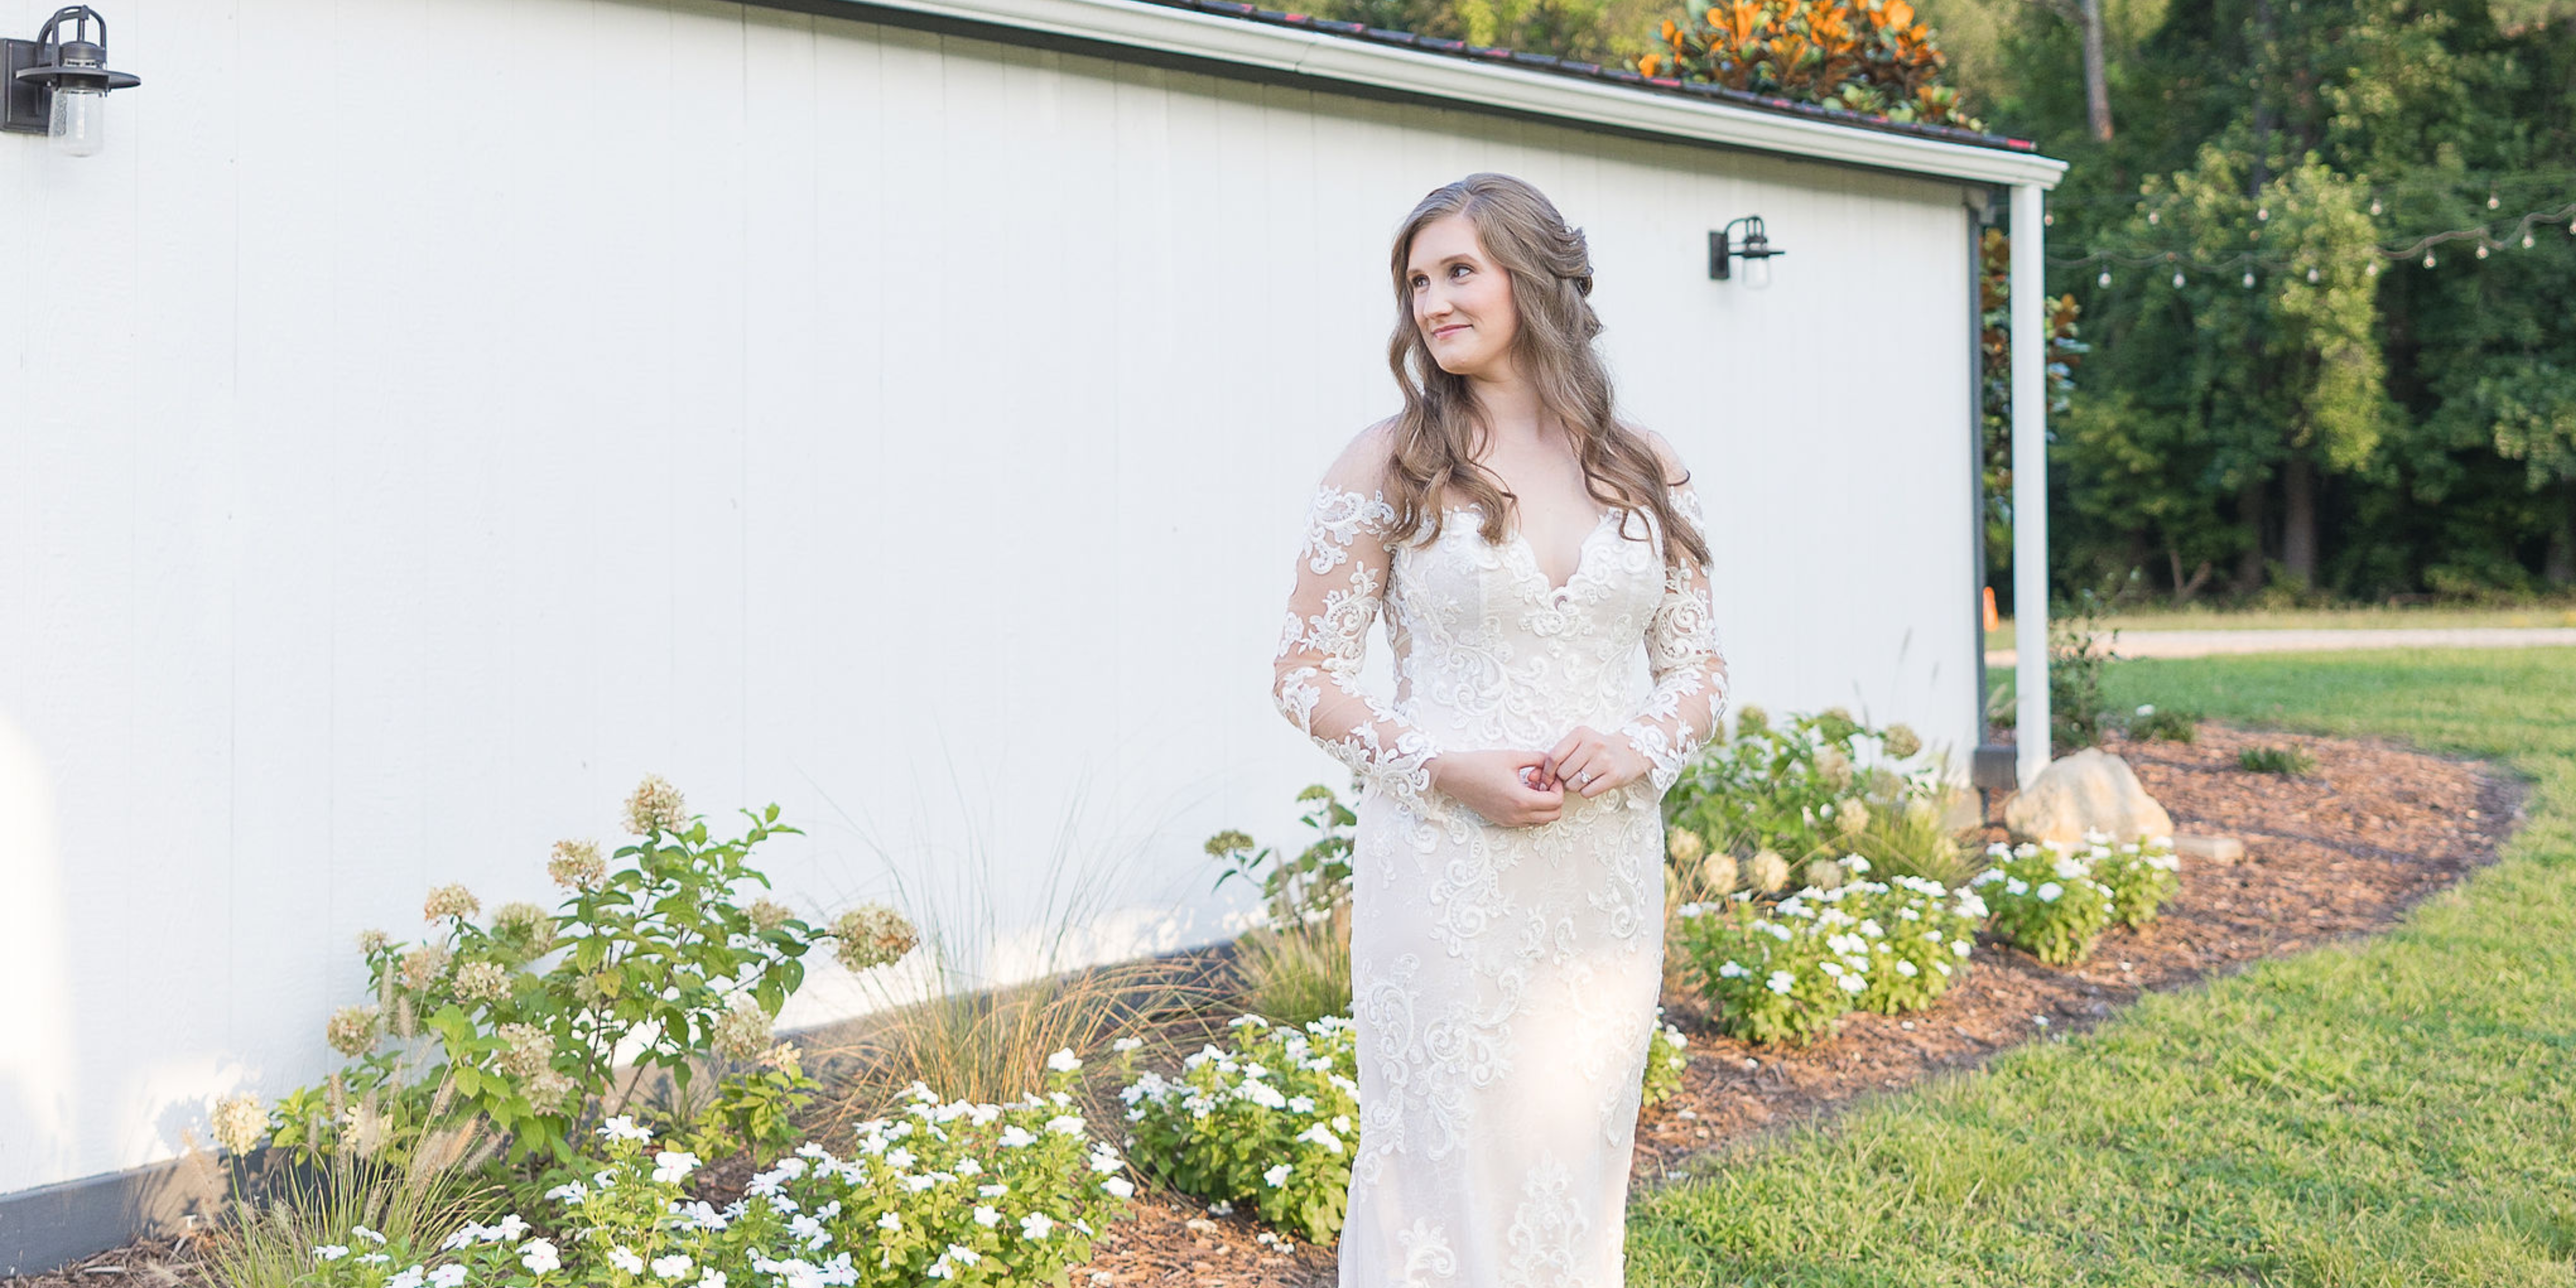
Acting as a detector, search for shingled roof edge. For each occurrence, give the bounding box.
[1146,0,2038,152]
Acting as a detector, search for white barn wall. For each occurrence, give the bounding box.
[0,0,1978,1196]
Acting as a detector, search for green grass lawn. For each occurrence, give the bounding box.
[1986,603,2576,652]
[1628,648,2576,1286]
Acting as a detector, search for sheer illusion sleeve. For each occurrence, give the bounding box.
[1271,455,1444,820]
[1615,477,1730,795]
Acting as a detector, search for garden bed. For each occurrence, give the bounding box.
[6,721,2524,1288]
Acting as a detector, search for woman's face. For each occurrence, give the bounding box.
[1406,213,1519,380]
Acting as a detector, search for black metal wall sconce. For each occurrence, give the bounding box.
[1708,216,1786,281]
[4,6,141,158]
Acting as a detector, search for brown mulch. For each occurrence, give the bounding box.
[12,722,2527,1288]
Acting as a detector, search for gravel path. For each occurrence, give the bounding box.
[1986,625,2576,666]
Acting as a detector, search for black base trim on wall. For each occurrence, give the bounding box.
[0,1153,223,1277]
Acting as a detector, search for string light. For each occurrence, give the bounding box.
[2098,269,2112,286]
[2487,191,2500,209]
[2172,270,2185,287]
[2038,197,2576,280]
[2369,199,2383,215]
[2242,271,2256,287]
[2366,261,2380,276]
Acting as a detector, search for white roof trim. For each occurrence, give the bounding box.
[799,0,2069,188]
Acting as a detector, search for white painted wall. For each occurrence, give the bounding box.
[0,0,1978,1196]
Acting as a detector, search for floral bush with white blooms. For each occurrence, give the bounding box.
[1639,1009,1691,1109]
[2083,831,2183,929]
[1670,888,1876,1046]
[1825,866,1985,1016]
[298,1055,1131,1288]
[1971,840,2120,965]
[1116,1015,1359,1244]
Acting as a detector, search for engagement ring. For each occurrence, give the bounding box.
[1575,771,1596,786]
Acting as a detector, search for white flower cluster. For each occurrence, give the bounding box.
[1119,1014,1360,1244]
[298,1066,1130,1288]
[1971,838,2124,965]
[1678,857,1988,1044]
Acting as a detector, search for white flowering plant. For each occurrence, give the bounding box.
[1823,867,1984,1015]
[2083,831,2183,928]
[297,1058,1131,1288]
[267,777,920,1188]
[1970,841,2118,965]
[1639,1011,1690,1108]
[1117,1015,1359,1243]
[1670,891,1873,1046]
[1663,706,1945,878]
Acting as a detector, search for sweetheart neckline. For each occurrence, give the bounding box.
[1439,503,1626,601]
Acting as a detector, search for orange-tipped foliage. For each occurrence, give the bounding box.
[1640,0,1979,131]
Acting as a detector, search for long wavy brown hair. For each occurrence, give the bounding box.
[1380,173,1708,570]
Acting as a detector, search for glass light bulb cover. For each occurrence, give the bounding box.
[49,86,105,158]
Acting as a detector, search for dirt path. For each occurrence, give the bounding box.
[1985,625,2576,666]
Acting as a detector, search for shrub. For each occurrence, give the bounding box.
[2048,588,2123,751]
[2126,702,2200,742]
[261,778,915,1188]
[2084,832,2183,928]
[1635,0,1985,132]
[1831,870,1984,1015]
[2239,744,2317,775]
[1207,784,1356,931]
[1970,841,2117,965]
[1665,706,1953,877]
[1119,1015,1359,1244]
[295,1057,1130,1288]
[1640,1012,1690,1109]
[1670,891,1872,1046]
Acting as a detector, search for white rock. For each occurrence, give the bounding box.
[2003,748,2175,846]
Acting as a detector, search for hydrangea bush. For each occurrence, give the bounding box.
[298,1057,1131,1288]
[1971,841,2118,965]
[1117,1016,1359,1244]
[1663,705,1949,881]
[260,777,919,1180]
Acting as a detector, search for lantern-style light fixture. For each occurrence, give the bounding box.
[1708,216,1787,281]
[4,6,141,158]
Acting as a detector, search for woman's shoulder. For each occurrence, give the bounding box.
[1618,421,1692,489]
[1317,418,1403,496]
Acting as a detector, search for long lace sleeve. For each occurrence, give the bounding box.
[1615,478,1730,795]
[1271,462,1444,821]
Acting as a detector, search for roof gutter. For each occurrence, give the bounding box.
[744,0,2070,189]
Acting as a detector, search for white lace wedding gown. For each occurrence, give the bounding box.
[1271,436,1729,1287]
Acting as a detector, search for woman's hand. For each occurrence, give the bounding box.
[1545,726,1650,799]
[1426,749,1565,827]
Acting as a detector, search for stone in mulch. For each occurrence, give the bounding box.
[8,722,2525,1288]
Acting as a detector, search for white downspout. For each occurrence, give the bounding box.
[2010,181,2052,787]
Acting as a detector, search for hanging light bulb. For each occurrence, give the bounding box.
[2257,206,2270,220]
[2098,269,2112,287]
[2423,251,2437,268]
[2043,212,2055,226]
[2476,244,2488,258]
[2486,192,2499,209]
[2242,271,2256,287]
[2306,267,2319,282]
[2369,199,2383,216]
[2172,270,2185,288]
[2524,233,2537,249]
[2366,261,2381,277]
[2148,210,2161,225]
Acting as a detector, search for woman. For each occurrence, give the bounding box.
[1270,172,1730,1285]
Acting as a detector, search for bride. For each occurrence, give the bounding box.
[1271,172,1731,1286]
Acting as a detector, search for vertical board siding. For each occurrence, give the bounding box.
[0,0,1975,1194]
